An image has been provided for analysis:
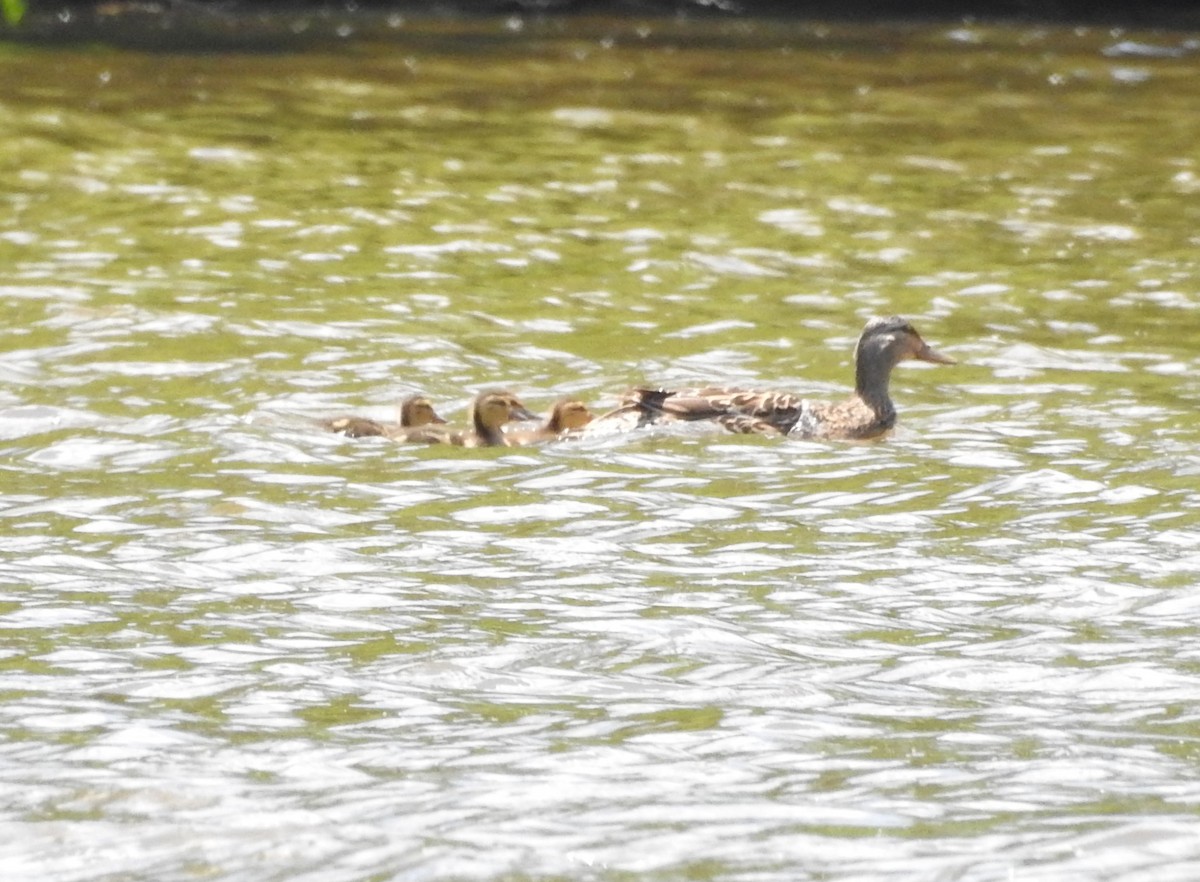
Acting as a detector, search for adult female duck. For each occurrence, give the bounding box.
[599,316,955,441]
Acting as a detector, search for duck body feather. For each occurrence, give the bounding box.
[322,415,390,438]
[647,387,894,440]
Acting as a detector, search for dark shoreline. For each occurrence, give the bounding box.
[3,0,1199,51]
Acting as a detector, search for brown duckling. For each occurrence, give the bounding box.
[382,396,446,438]
[395,389,537,447]
[592,316,954,441]
[505,398,594,446]
[323,394,445,438]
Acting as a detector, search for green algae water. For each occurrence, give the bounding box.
[2,17,1200,882]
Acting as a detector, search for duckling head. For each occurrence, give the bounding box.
[399,395,446,427]
[473,390,538,431]
[547,399,594,432]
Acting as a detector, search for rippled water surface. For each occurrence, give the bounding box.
[2,16,1200,882]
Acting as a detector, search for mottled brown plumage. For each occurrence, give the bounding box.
[584,388,676,435]
[395,390,537,447]
[592,316,955,441]
[322,394,445,438]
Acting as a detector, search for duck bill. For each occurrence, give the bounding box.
[511,405,539,422]
[431,415,448,424]
[917,342,956,365]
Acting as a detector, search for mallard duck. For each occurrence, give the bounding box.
[592,316,955,441]
[395,389,537,447]
[322,394,445,438]
[505,398,594,446]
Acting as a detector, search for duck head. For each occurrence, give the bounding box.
[399,395,446,428]
[472,390,538,433]
[854,316,954,402]
[856,315,954,367]
[546,399,594,432]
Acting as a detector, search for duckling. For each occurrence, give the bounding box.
[505,398,594,446]
[592,316,955,441]
[395,389,537,447]
[322,394,445,438]
[382,396,446,438]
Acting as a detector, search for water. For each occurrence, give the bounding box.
[2,16,1200,882]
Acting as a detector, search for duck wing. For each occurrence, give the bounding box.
[712,413,786,436]
[584,388,677,435]
[655,387,809,434]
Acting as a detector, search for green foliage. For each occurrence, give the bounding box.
[1,0,26,27]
